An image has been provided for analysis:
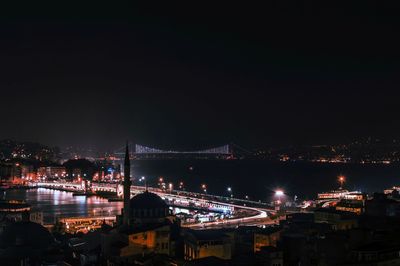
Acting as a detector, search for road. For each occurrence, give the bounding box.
[32,181,276,229]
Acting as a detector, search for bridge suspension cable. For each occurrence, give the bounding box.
[134,144,231,154]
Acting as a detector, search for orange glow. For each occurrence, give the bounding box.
[338,175,346,188]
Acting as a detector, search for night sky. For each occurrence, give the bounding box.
[1,2,400,151]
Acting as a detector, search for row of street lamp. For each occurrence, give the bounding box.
[135,174,347,203]
[135,176,238,198]
[137,175,285,202]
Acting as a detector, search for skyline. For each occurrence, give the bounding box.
[1,3,400,151]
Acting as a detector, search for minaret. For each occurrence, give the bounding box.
[123,142,131,225]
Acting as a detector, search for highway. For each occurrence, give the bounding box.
[31,181,275,229]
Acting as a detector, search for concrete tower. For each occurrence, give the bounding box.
[123,142,131,225]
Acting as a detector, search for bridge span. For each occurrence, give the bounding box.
[112,143,247,160]
[31,181,272,229]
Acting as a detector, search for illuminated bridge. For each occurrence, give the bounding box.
[30,181,271,229]
[115,143,234,160]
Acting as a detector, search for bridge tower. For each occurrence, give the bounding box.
[123,142,131,225]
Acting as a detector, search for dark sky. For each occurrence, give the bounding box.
[1,2,400,151]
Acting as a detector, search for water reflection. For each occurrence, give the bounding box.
[1,188,214,225]
[2,188,123,223]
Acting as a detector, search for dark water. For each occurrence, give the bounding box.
[131,160,400,201]
[2,161,399,223]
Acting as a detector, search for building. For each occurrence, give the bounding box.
[254,226,282,252]
[0,162,13,186]
[37,166,66,179]
[102,144,180,265]
[20,164,36,181]
[335,193,367,215]
[0,219,60,265]
[63,159,95,181]
[103,193,180,264]
[317,189,351,201]
[0,200,44,233]
[365,193,400,217]
[314,208,358,230]
[0,162,23,185]
[183,229,234,261]
[256,246,284,266]
[345,242,400,265]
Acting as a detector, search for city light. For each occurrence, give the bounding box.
[275,190,284,207]
[227,187,233,197]
[338,175,346,188]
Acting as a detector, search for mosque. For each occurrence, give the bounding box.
[101,143,181,264]
[0,143,180,265]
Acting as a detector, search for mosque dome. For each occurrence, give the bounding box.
[129,191,170,220]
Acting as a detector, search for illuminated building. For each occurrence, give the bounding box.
[335,193,367,215]
[0,163,32,185]
[317,189,350,200]
[20,165,35,180]
[0,163,13,185]
[63,159,95,181]
[37,166,66,179]
[103,190,179,263]
[102,144,180,265]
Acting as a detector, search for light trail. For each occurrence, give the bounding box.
[31,181,274,229]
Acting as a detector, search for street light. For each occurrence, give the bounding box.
[338,175,345,189]
[275,190,284,205]
[201,184,207,194]
[168,183,173,192]
[227,187,233,198]
[139,176,146,188]
[158,177,165,190]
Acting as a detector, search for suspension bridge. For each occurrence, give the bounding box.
[114,143,251,160]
